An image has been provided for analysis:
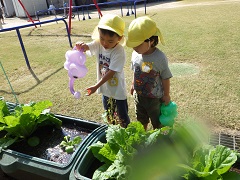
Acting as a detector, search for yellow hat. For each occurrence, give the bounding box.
[97,14,125,37]
[126,16,165,48]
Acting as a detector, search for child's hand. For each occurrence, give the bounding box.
[162,95,171,105]
[75,41,89,52]
[130,85,134,95]
[86,86,98,96]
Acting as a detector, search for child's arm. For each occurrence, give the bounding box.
[161,78,171,105]
[86,70,116,96]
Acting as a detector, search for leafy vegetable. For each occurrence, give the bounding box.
[0,99,62,150]
[89,121,171,180]
[179,144,238,179]
[169,122,239,179]
[27,136,40,147]
[60,135,82,154]
[89,121,240,180]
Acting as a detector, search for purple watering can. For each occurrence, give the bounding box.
[64,49,88,99]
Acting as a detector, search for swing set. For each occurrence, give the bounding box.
[0,0,102,69]
[0,0,103,105]
[0,18,72,70]
[15,0,102,34]
[14,0,145,34]
[15,0,39,28]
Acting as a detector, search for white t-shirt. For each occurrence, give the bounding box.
[87,40,127,100]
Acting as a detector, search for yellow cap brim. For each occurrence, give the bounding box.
[126,28,165,48]
[126,40,143,48]
[91,26,126,46]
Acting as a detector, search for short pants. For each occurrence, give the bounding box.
[133,91,162,129]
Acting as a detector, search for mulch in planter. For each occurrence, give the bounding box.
[8,122,91,164]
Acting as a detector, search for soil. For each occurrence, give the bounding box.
[8,123,91,164]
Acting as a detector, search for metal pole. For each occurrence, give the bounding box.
[17,0,37,28]
[93,0,102,17]
[68,0,72,34]
[16,28,31,69]
[0,61,19,104]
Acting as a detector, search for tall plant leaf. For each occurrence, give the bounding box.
[0,99,62,149]
[179,145,238,179]
[90,122,165,180]
[0,100,10,123]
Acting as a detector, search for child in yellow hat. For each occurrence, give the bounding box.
[126,16,172,130]
[76,14,130,128]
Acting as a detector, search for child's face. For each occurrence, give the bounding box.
[99,30,122,49]
[133,41,154,55]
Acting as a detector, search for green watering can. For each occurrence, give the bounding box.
[159,101,178,127]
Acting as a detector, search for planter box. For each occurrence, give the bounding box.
[0,109,107,180]
[69,130,107,180]
[69,130,240,180]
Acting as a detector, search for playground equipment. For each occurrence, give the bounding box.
[66,0,102,34]
[9,0,146,37]
[11,0,50,27]
[0,61,19,104]
[38,0,102,34]
[0,18,72,69]
[36,0,146,34]
[16,0,38,27]
[63,2,75,19]
[71,0,146,21]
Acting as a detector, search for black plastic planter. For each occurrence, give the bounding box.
[69,129,240,180]
[0,109,107,180]
[69,129,107,180]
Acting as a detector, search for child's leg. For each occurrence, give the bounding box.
[116,99,130,128]
[0,16,3,24]
[133,91,149,130]
[148,98,162,129]
[102,95,116,124]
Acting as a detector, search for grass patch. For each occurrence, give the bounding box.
[0,1,239,131]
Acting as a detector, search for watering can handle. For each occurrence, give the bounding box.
[72,46,84,52]
[162,101,172,107]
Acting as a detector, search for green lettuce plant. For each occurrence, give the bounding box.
[89,121,172,180]
[171,121,239,179]
[89,120,240,179]
[0,99,62,151]
[179,144,239,179]
[60,135,82,154]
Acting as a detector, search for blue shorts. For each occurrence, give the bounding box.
[102,95,130,127]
